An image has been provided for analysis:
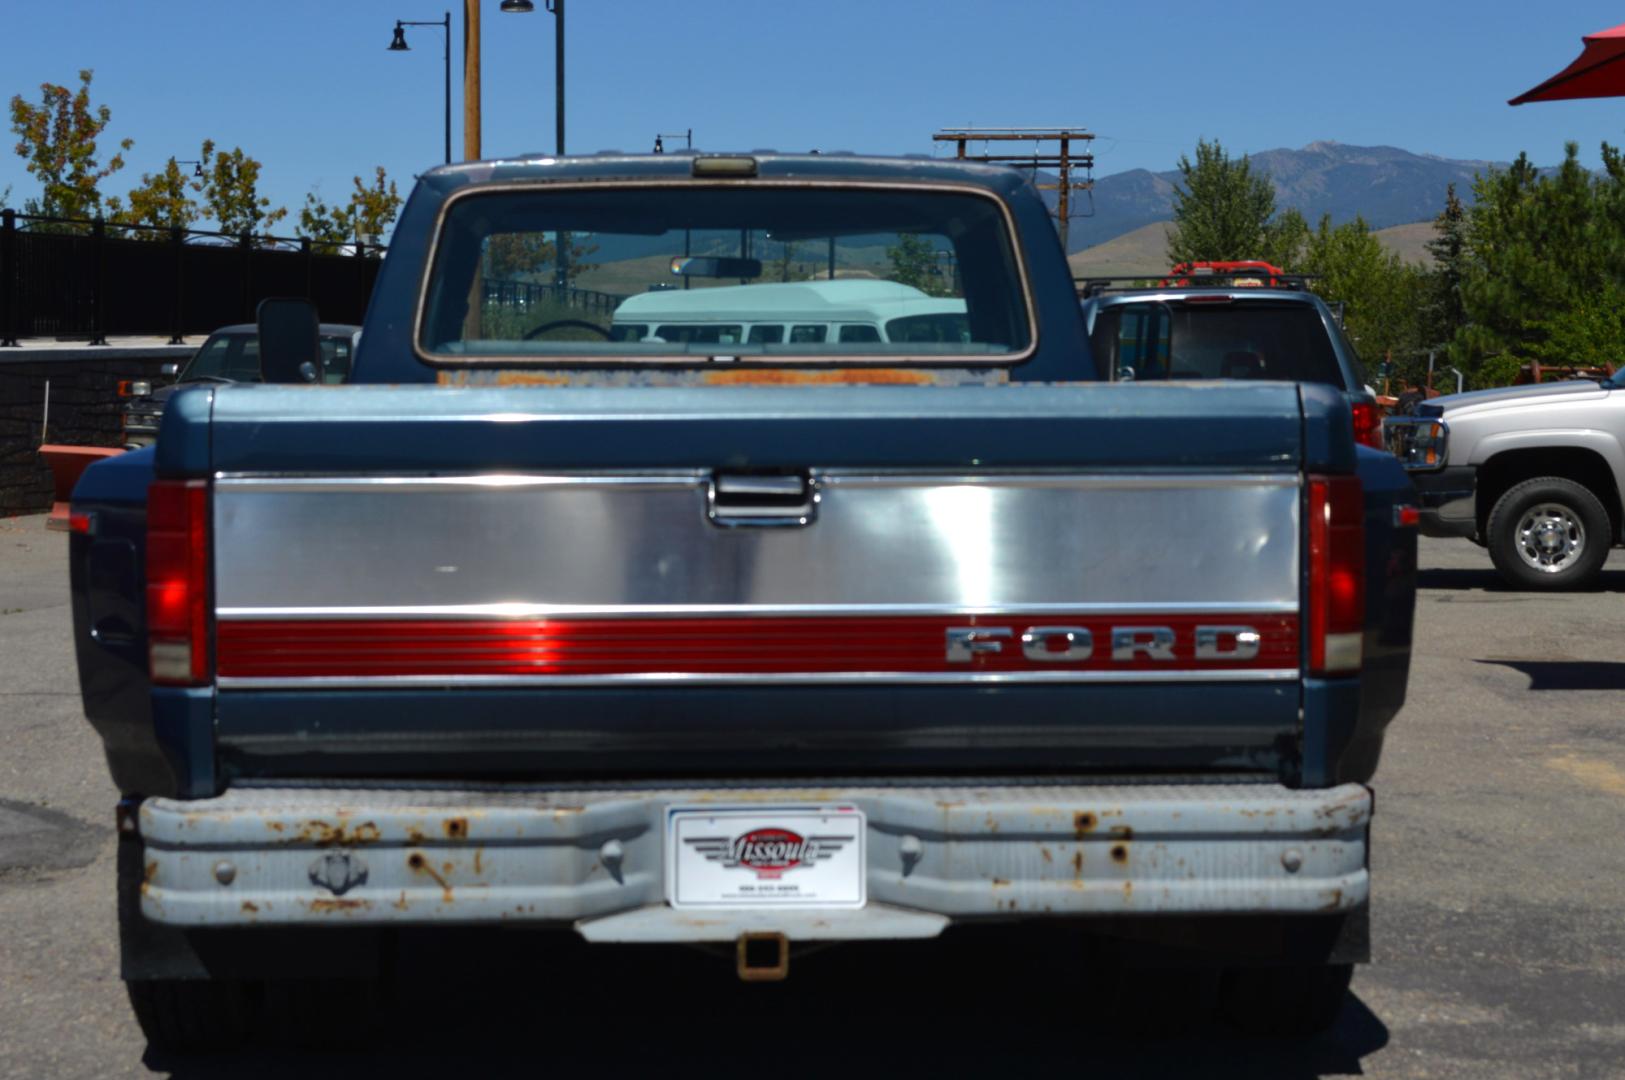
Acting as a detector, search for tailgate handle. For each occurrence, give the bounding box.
[708,473,818,528]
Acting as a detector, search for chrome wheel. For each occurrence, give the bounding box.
[1488,477,1609,591]
[1515,503,1585,573]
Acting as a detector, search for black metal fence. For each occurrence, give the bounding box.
[0,210,387,346]
[481,277,626,318]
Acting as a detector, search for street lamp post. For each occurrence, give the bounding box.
[502,0,569,291]
[176,159,205,178]
[498,1,564,157]
[652,129,692,154]
[387,13,453,164]
[553,0,564,158]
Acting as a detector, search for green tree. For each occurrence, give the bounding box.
[297,192,349,253]
[481,230,598,285]
[106,157,202,236]
[1260,207,1310,270]
[484,231,556,278]
[887,232,946,295]
[1526,284,1625,370]
[198,140,286,238]
[298,167,404,255]
[345,167,401,248]
[1302,214,1428,372]
[1418,183,1468,353]
[1167,138,1295,264]
[8,69,130,221]
[1450,142,1625,386]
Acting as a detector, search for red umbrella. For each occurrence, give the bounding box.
[1510,22,1625,104]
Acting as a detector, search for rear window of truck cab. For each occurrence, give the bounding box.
[417,184,1033,363]
[1090,300,1346,388]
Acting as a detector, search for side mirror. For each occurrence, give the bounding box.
[256,297,321,384]
[160,362,180,377]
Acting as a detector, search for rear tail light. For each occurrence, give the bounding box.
[1307,475,1364,677]
[1350,401,1383,449]
[146,480,210,685]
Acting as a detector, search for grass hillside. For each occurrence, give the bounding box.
[1372,221,1436,265]
[1066,219,1439,278]
[1066,222,1175,279]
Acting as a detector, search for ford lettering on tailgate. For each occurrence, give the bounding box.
[946,624,1267,663]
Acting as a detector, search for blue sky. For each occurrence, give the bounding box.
[4,0,1624,234]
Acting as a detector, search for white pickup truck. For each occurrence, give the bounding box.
[1385,374,1625,589]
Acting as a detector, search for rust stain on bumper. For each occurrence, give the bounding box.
[306,897,372,914]
[407,851,454,902]
[285,819,382,847]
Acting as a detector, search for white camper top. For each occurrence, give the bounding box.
[612,279,964,327]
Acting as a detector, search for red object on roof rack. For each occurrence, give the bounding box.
[1161,261,1290,288]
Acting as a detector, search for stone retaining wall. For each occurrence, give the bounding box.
[0,353,183,515]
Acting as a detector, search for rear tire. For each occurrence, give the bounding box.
[1486,477,1611,591]
[1219,962,1352,1038]
[126,978,251,1054]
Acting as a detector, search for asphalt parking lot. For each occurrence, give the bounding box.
[2,515,1622,1078]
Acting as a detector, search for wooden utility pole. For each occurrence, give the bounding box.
[462,0,483,338]
[463,0,481,161]
[932,128,1095,252]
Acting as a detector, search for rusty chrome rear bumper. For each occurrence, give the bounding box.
[137,781,1369,941]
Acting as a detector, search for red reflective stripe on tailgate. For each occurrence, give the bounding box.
[216,613,1299,678]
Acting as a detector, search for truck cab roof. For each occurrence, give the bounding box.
[415,151,1039,192]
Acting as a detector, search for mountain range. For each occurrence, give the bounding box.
[1049,141,1512,253]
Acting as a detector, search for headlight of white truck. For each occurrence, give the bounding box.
[1381,417,1448,471]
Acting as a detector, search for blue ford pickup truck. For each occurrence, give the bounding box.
[69,153,1416,1048]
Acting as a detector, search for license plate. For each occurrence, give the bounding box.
[666,806,866,909]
